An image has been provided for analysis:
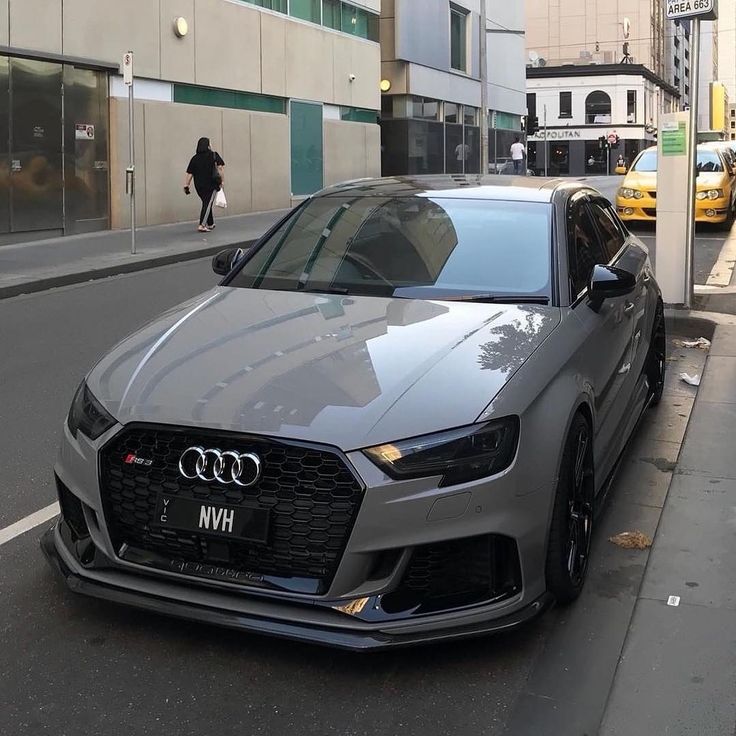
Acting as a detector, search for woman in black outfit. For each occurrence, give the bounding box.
[184,137,225,232]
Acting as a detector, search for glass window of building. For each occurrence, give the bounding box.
[445,103,460,124]
[290,0,321,23]
[410,97,440,121]
[559,91,572,118]
[549,142,569,175]
[322,0,340,28]
[450,4,468,72]
[585,91,612,124]
[627,90,637,123]
[464,106,478,126]
[584,141,606,175]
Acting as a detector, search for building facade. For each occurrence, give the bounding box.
[378,0,526,175]
[525,0,688,176]
[0,0,381,242]
[526,66,678,176]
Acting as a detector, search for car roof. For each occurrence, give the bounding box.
[315,175,578,203]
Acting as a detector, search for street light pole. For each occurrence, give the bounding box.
[543,104,548,176]
[479,0,489,175]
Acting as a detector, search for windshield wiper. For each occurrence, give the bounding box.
[299,286,350,295]
[439,294,550,304]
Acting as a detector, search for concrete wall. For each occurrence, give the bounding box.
[110,100,381,227]
[6,0,380,111]
[109,99,294,228]
[324,120,381,186]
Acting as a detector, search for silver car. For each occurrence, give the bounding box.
[43,176,665,650]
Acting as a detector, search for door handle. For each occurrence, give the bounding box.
[624,302,635,314]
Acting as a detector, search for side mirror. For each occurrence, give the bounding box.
[588,265,636,309]
[212,247,245,276]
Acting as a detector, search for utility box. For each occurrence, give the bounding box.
[655,111,691,306]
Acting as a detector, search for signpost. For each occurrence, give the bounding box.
[123,52,136,255]
[659,0,717,307]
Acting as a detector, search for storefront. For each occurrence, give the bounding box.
[527,128,652,176]
[0,55,110,243]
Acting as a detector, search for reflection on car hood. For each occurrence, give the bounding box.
[625,170,727,189]
[88,288,560,450]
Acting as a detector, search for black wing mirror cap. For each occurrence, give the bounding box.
[212,247,245,276]
[588,264,636,306]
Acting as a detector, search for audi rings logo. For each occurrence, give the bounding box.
[178,446,262,487]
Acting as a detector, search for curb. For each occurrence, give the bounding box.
[0,239,256,300]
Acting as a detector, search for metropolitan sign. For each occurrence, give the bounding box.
[666,0,718,21]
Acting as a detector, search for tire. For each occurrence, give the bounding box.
[645,300,666,407]
[545,413,595,604]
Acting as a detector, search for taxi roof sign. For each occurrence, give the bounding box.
[666,0,718,21]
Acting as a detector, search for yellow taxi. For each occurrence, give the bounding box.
[616,145,735,228]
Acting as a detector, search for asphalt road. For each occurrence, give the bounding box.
[0,255,707,735]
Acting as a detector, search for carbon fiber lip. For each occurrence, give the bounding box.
[41,523,552,652]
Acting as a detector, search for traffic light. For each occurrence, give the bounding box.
[599,136,607,150]
[611,134,620,149]
[527,116,539,136]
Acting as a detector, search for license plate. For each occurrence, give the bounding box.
[154,494,269,543]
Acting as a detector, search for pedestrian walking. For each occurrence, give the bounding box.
[184,137,225,232]
[510,136,526,175]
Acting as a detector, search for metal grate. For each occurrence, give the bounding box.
[98,425,364,591]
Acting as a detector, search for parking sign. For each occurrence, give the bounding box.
[666,0,718,21]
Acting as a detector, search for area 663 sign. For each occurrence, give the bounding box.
[666,0,718,21]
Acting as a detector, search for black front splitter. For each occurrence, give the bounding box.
[41,524,552,652]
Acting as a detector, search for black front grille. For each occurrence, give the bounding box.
[382,534,522,614]
[99,425,364,592]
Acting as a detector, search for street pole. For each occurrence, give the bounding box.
[684,18,700,310]
[479,0,489,175]
[543,104,548,176]
[123,51,136,255]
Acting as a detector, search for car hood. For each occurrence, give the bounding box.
[625,171,727,189]
[88,288,560,450]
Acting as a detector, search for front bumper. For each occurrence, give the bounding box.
[617,196,731,223]
[42,519,551,651]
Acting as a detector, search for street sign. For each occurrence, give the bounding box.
[607,132,618,145]
[666,0,718,21]
[122,52,133,86]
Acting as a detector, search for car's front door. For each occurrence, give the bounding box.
[566,194,637,483]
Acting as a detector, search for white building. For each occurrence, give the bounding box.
[526,65,679,176]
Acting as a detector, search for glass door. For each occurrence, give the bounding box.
[9,58,63,232]
[0,57,9,234]
[290,101,323,196]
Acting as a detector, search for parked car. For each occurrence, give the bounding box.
[616,144,735,228]
[44,176,665,650]
[488,158,535,176]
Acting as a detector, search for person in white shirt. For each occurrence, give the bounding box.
[510,137,526,175]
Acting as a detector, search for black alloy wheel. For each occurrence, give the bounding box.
[545,413,595,604]
[646,300,666,407]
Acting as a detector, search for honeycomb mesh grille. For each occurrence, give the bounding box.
[99,425,364,588]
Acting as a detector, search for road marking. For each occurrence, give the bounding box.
[705,222,736,287]
[0,502,59,546]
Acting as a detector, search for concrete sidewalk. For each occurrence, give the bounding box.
[0,209,288,299]
[600,317,736,735]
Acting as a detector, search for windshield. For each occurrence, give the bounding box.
[228,196,552,300]
[632,149,724,173]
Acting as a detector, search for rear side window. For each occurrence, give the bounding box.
[567,199,607,299]
[587,202,626,261]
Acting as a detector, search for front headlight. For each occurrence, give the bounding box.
[619,187,635,199]
[67,381,116,440]
[633,190,644,199]
[697,189,724,200]
[363,418,520,487]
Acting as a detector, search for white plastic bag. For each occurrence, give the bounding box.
[214,189,227,209]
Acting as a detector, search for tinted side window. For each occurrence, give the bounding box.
[567,199,607,299]
[588,202,626,261]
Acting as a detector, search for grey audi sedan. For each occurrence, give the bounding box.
[43,176,665,650]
